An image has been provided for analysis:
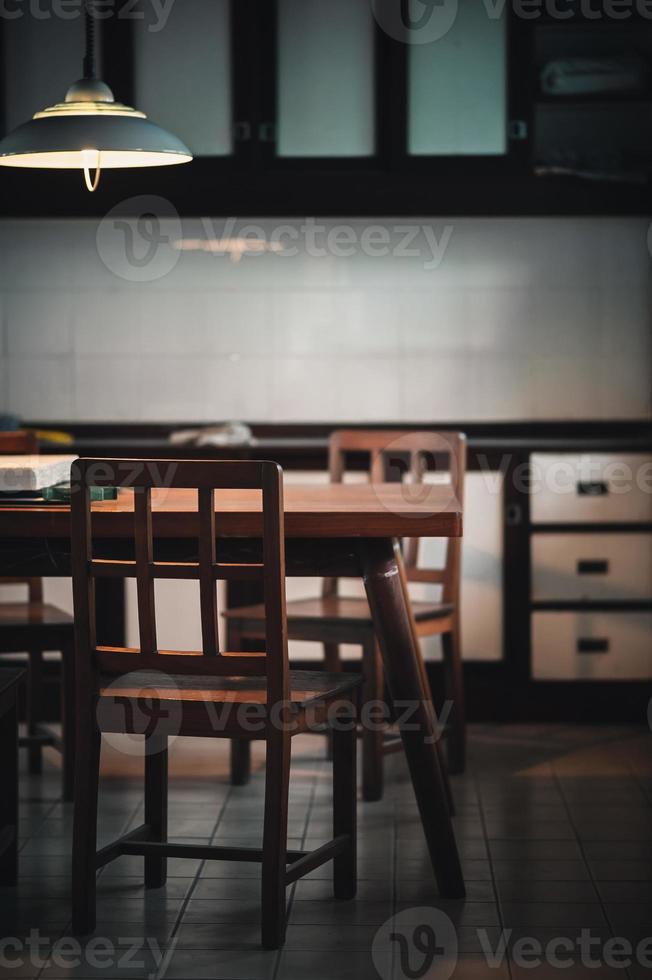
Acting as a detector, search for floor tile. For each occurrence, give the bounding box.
[491,859,591,881]
[588,859,652,881]
[288,901,392,926]
[293,878,392,902]
[190,877,264,902]
[496,879,600,903]
[510,965,629,979]
[283,923,387,951]
[158,947,277,980]
[393,901,500,928]
[172,920,265,949]
[604,902,652,929]
[500,902,608,928]
[278,949,390,980]
[398,858,492,881]
[5,723,651,977]
[582,840,652,861]
[488,839,583,860]
[596,880,652,903]
[182,899,266,924]
[396,878,495,903]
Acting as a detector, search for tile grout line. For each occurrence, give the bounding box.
[551,768,617,944]
[473,767,513,980]
[33,791,144,979]
[159,781,235,962]
[272,743,322,980]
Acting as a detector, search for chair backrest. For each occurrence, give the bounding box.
[71,458,289,704]
[0,430,41,600]
[325,430,466,604]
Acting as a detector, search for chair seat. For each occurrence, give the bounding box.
[100,668,361,708]
[224,595,454,629]
[0,602,73,629]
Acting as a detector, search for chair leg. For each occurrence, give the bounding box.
[261,730,291,950]
[361,637,384,802]
[145,735,168,888]
[61,641,76,802]
[26,649,43,774]
[323,643,340,760]
[442,627,466,774]
[71,721,101,935]
[230,737,252,786]
[332,702,357,900]
[228,620,252,786]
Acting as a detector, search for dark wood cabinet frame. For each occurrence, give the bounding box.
[1,1,650,216]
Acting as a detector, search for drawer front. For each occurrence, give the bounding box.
[532,611,652,680]
[532,533,652,602]
[530,454,652,524]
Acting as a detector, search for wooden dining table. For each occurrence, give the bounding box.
[0,479,465,898]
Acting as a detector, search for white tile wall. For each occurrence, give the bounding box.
[1,216,649,663]
[0,217,649,423]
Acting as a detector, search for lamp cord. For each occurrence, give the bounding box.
[83,0,96,79]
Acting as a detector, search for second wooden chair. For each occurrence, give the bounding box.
[225,430,467,801]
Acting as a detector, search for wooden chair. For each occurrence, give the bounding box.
[70,458,360,949]
[0,430,75,800]
[225,430,467,801]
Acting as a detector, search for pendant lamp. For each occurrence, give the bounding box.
[0,1,192,191]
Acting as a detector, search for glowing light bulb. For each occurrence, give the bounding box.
[81,148,101,192]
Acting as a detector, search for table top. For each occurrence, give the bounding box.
[0,484,462,540]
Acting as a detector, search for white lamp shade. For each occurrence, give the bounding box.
[0,107,192,169]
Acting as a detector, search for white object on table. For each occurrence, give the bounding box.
[0,455,79,492]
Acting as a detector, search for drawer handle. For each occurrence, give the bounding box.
[577,559,609,575]
[576,480,609,497]
[577,638,610,654]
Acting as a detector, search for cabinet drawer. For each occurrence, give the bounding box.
[532,611,652,680]
[530,454,652,524]
[532,534,652,602]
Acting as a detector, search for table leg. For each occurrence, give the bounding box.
[361,537,465,899]
[393,539,455,817]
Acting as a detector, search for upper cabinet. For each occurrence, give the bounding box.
[406,1,507,157]
[275,0,376,159]
[0,0,649,215]
[256,0,514,167]
[133,0,233,158]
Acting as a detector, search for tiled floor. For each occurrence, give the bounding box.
[1,725,651,979]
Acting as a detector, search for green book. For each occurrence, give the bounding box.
[43,483,118,502]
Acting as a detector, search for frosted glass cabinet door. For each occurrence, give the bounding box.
[277,0,376,157]
[134,0,232,157]
[408,0,507,156]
